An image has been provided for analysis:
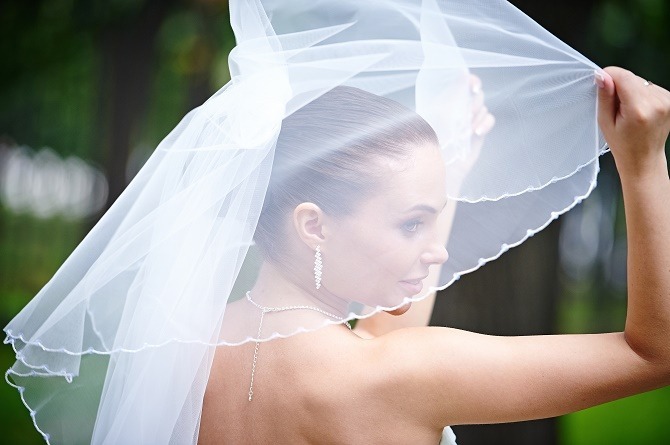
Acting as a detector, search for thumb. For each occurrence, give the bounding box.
[596,69,617,131]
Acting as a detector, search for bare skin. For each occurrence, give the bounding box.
[199,67,670,444]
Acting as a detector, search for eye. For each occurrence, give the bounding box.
[402,219,423,233]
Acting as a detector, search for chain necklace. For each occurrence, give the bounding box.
[245,291,352,401]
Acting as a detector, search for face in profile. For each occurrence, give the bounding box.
[320,143,449,309]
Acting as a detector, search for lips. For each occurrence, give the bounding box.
[402,275,428,285]
[398,276,428,295]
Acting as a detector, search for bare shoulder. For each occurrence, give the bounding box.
[358,326,457,429]
[302,328,444,443]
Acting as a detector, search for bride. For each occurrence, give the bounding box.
[199,68,670,444]
[4,1,670,444]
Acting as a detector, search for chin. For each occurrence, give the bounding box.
[386,301,412,316]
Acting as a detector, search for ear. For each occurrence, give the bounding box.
[292,202,328,250]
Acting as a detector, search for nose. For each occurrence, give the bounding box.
[420,242,448,266]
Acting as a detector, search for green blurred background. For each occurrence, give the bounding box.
[1,0,669,444]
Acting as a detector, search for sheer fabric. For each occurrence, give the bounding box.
[4,0,605,443]
[441,426,458,445]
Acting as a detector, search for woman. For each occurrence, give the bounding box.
[198,68,670,444]
[5,1,669,443]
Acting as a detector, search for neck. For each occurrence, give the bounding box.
[251,260,350,318]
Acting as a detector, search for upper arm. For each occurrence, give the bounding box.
[367,326,670,428]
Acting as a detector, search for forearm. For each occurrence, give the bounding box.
[620,153,670,362]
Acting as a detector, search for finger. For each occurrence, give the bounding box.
[472,105,488,127]
[469,74,482,94]
[602,66,648,108]
[471,91,484,114]
[596,68,617,130]
[604,67,670,126]
[474,114,495,137]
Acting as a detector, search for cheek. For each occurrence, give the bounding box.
[324,226,418,301]
[325,232,381,286]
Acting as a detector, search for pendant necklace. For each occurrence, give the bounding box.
[245,291,352,401]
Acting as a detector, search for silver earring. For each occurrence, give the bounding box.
[314,245,322,289]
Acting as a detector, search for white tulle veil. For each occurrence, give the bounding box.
[4,0,606,443]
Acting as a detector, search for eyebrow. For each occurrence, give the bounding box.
[405,200,449,214]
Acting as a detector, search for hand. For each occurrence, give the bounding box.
[596,67,670,179]
[444,75,496,192]
[470,74,496,143]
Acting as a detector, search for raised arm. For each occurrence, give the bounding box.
[361,67,670,429]
[601,68,670,362]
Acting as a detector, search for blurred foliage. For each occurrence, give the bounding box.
[557,0,670,334]
[0,0,233,442]
[0,1,98,159]
[588,0,669,77]
[0,208,85,324]
[561,386,670,445]
[0,0,669,443]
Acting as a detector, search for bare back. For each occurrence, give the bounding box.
[199,324,443,444]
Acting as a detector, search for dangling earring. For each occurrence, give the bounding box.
[314,245,322,289]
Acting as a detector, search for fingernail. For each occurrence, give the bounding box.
[472,84,481,94]
[594,70,605,89]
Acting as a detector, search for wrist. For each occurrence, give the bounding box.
[616,149,669,187]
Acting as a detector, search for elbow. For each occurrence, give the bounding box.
[624,331,670,385]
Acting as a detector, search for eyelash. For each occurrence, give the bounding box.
[402,219,423,234]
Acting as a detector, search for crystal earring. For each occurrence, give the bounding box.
[314,245,322,289]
